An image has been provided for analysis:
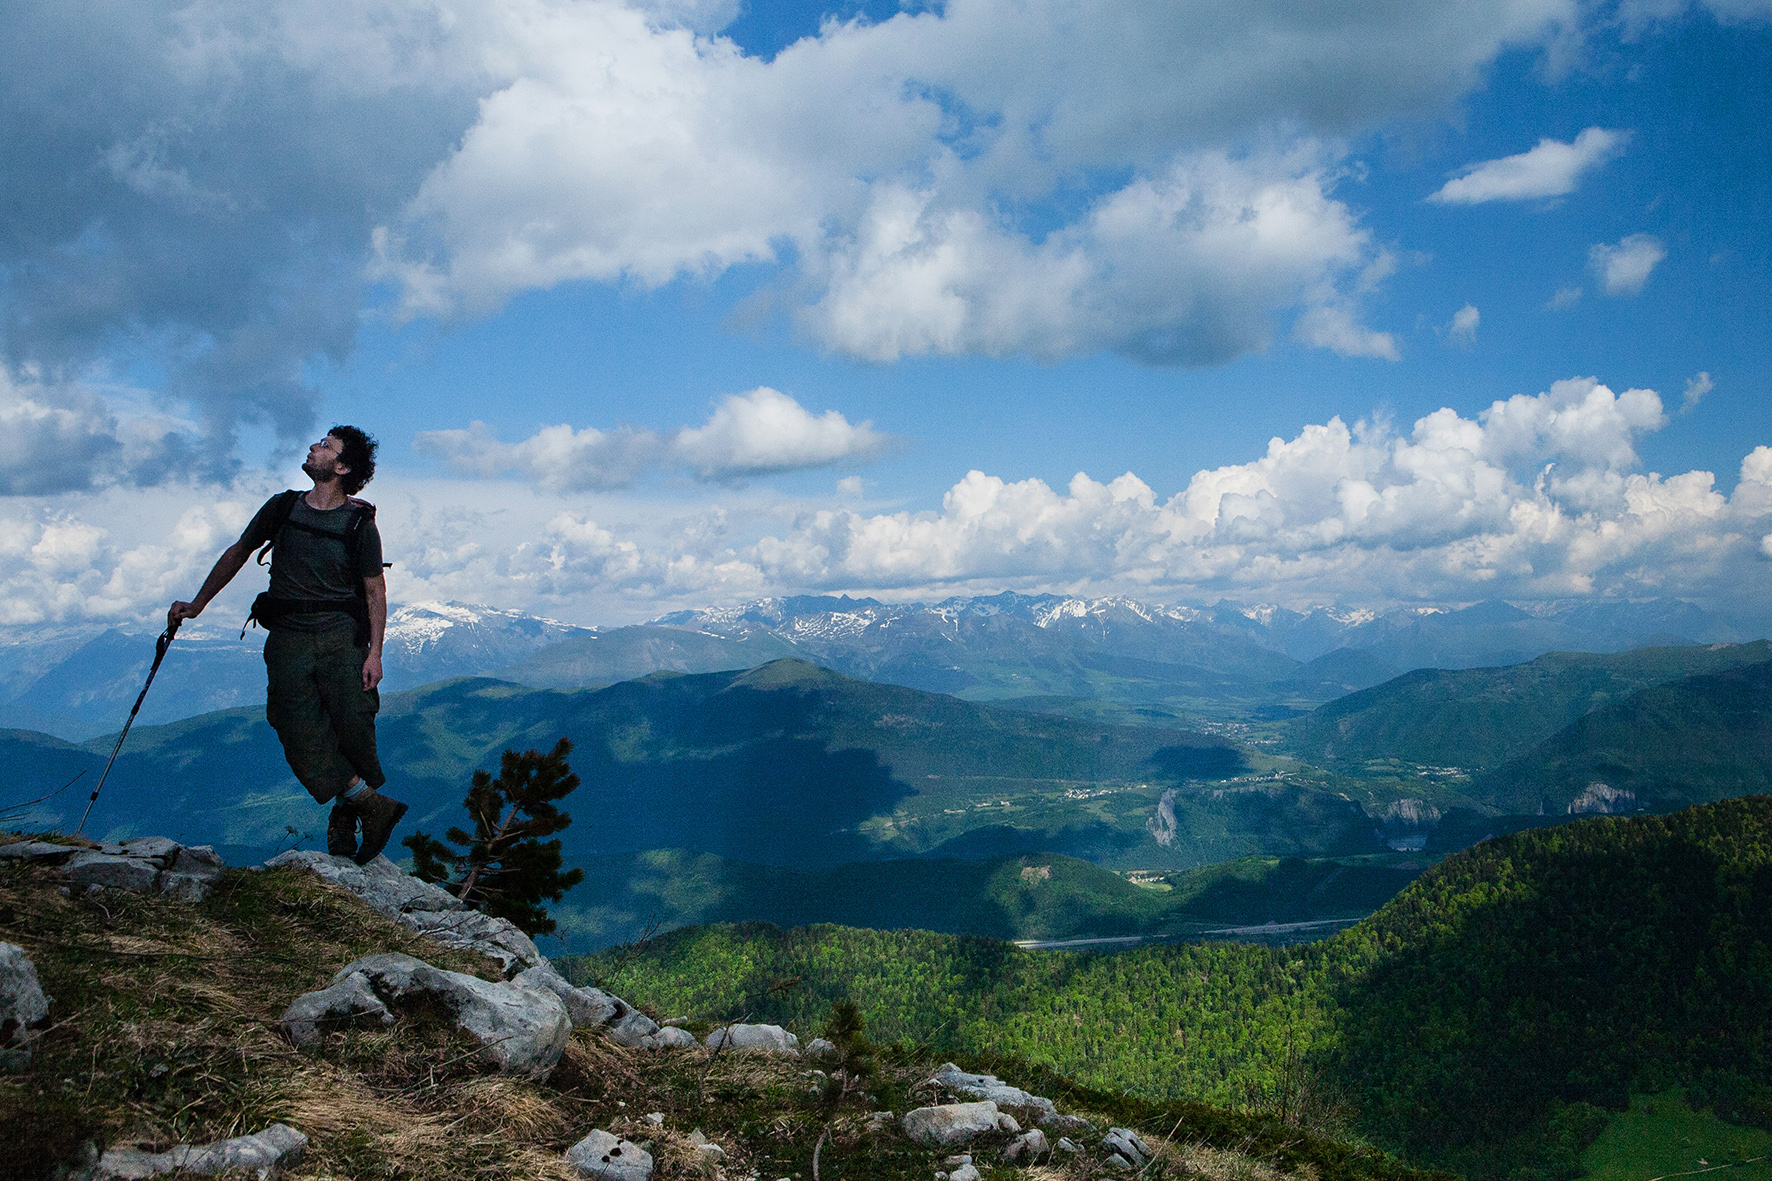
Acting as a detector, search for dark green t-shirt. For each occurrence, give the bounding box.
[240,493,385,632]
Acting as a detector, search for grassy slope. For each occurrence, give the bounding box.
[1579,1091,1772,1180]
[1289,642,1772,774]
[577,797,1772,1181]
[0,834,1439,1181]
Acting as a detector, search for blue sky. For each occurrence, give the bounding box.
[4,0,1772,629]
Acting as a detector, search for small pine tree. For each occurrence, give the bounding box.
[402,737,586,937]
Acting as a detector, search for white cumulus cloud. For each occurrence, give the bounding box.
[415,387,889,491]
[1590,234,1667,296]
[1428,127,1629,204]
[1444,304,1480,345]
[9,377,1772,628]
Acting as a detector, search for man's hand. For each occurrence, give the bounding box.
[167,600,202,631]
[362,649,383,692]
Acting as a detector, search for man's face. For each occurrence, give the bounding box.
[302,435,350,483]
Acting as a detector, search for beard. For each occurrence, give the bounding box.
[302,459,337,483]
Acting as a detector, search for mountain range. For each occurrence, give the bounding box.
[1,592,1744,739]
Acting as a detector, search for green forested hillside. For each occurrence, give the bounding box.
[1290,641,1771,772]
[573,796,1772,1180]
[554,848,1424,947]
[1473,657,1772,813]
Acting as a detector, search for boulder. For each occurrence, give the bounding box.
[0,840,76,863]
[903,1101,1002,1147]
[996,1113,1020,1134]
[605,1009,661,1048]
[642,1026,696,1049]
[280,972,394,1046]
[1005,1129,1049,1163]
[805,1037,837,1059]
[514,964,621,1028]
[688,1130,726,1161]
[168,845,225,882]
[929,1063,1057,1119]
[0,942,50,1071]
[65,851,159,894]
[705,1023,799,1054]
[261,851,544,976]
[316,953,569,1076]
[117,836,182,862]
[95,1123,307,1179]
[1056,1138,1082,1154]
[865,1111,897,1134]
[1040,1113,1091,1135]
[1104,1153,1133,1171]
[566,1129,653,1181]
[1102,1128,1151,1167]
[947,1165,981,1181]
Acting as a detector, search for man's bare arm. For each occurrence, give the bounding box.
[362,572,387,691]
[168,542,251,632]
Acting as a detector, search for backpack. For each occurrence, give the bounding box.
[243,490,391,646]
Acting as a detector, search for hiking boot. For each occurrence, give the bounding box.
[352,787,409,866]
[326,799,359,858]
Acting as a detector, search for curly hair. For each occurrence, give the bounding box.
[328,425,378,495]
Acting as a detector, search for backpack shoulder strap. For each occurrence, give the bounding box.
[253,490,303,567]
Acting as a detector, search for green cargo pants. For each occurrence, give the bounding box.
[264,614,386,804]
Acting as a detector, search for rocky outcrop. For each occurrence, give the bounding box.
[705,1022,800,1054]
[1004,1129,1049,1162]
[95,1123,307,1179]
[903,1101,1003,1147]
[515,963,622,1027]
[279,972,394,1045]
[3,837,226,903]
[929,1062,1056,1120]
[566,1129,653,1181]
[261,851,543,976]
[283,952,569,1077]
[1102,1127,1152,1170]
[0,942,49,1071]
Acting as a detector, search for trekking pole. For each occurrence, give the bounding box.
[76,623,179,837]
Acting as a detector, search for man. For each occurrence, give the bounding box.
[168,426,408,864]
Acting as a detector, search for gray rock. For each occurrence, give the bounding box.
[1,943,49,1071]
[942,1155,972,1167]
[261,850,544,975]
[903,1101,1002,1147]
[117,836,181,863]
[642,1025,696,1049]
[0,840,75,862]
[1056,1138,1082,1154]
[65,851,159,894]
[1005,1129,1049,1163]
[566,1129,653,1181]
[95,1123,307,1178]
[805,1037,837,1058]
[948,1166,980,1181]
[996,1113,1020,1134]
[1102,1129,1151,1167]
[322,953,569,1076]
[1040,1113,1091,1134]
[1104,1152,1133,1171]
[398,906,544,976]
[168,845,225,882]
[865,1111,896,1134]
[605,1009,661,1048]
[514,964,621,1028]
[930,1063,1057,1119]
[280,972,393,1046]
[688,1130,726,1161]
[157,873,212,903]
[705,1023,800,1054]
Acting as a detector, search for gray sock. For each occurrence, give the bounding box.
[342,780,371,801]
